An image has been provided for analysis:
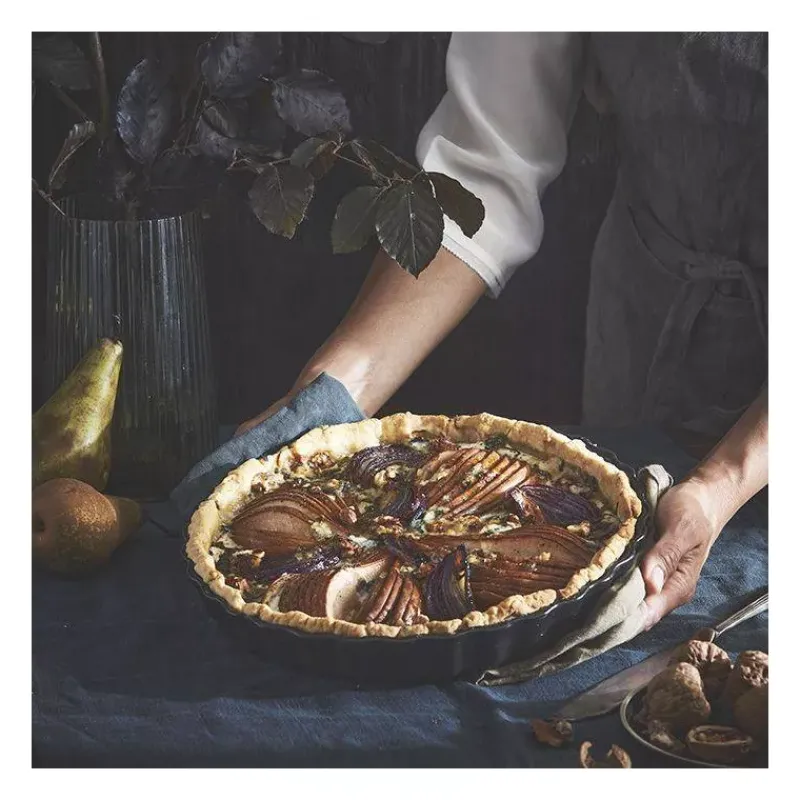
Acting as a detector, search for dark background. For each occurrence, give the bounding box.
[32,32,618,427]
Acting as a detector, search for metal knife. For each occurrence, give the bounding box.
[555,590,768,721]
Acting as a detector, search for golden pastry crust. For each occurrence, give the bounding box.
[186,412,642,637]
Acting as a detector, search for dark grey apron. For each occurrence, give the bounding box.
[580,33,768,452]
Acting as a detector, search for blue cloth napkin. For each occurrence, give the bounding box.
[169,373,364,522]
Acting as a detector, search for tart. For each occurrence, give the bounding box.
[186,413,642,638]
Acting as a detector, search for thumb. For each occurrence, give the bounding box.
[640,537,683,597]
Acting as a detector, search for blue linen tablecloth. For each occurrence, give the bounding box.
[32,423,767,768]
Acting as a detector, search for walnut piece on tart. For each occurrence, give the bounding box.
[186,412,642,638]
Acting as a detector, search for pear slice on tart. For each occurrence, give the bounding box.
[191,413,641,636]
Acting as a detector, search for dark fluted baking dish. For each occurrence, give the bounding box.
[184,436,654,684]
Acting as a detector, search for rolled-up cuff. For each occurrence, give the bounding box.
[438,221,509,300]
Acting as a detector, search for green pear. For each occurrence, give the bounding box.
[32,478,142,576]
[33,338,123,491]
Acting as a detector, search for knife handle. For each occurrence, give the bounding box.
[705,592,768,640]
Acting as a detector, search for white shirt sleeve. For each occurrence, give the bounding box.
[416,33,586,297]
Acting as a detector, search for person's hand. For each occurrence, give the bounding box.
[639,478,722,630]
[234,395,291,437]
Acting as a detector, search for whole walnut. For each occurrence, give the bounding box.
[734,684,768,743]
[644,663,712,733]
[668,640,732,699]
[722,650,768,707]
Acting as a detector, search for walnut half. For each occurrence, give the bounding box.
[579,742,632,768]
[531,718,573,747]
[685,725,757,764]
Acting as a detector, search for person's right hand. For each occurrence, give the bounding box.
[234,395,290,437]
[233,246,486,439]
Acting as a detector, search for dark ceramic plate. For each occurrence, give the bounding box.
[185,435,654,684]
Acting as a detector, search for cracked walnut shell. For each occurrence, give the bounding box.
[579,742,631,768]
[722,650,768,707]
[668,640,732,699]
[644,663,712,733]
[685,725,757,764]
[531,718,573,747]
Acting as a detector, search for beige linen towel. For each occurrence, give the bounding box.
[477,464,673,685]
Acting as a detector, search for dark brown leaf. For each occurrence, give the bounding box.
[194,98,247,159]
[272,70,351,136]
[195,94,284,161]
[33,35,92,91]
[201,33,281,98]
[290,137,339,179]
[331,186,386,254]
[427,171,485,238]
[116,59,176,164]
[248,163,315,238]
[374,182,444,276]
[48,121,96,192]
[348,139,417,181]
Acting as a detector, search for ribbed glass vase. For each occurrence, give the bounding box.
[43,195,217,499]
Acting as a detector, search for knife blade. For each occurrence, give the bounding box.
[555,590,768,721]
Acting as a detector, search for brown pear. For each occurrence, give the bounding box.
[33,338,123,491]
[32,478,142,576]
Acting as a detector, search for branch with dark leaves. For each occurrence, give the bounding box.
[33,31,486,275]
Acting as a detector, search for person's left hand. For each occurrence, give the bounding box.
[639,478,722,630]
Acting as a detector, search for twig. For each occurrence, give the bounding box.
[393,151,419,175]
[32,180,65,216]
[334,152,396,185]
[49,84,91,122]
[178,37,214,149]
[169,82,199,149]
[180,83,208,149]
[334,152,380,176]
[89,33,111,140]
[227,158,265,172]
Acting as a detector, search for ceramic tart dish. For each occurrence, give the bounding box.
[185,412,653,682]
